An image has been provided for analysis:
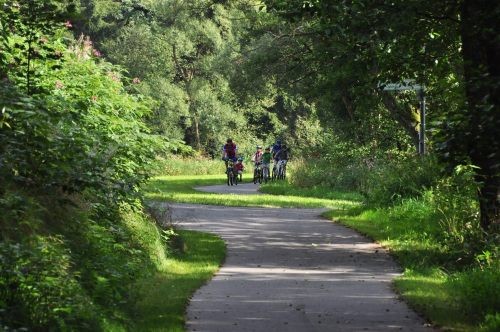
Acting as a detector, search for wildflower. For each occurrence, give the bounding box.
[132,77,141,84]
[91,95,98,102]
[92,49,102,57]
[55,80,64,89]
[107,72,120,82]
[64,20,72,28]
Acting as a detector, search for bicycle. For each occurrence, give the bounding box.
[262,163,270,183]
[271,161,278,181]
[226,161,238,186]
[277,159,287,180]
[253,162,263,184]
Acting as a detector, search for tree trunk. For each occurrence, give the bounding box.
[461,0,500,230]
[193,116,201,151]
[380,93,420,152]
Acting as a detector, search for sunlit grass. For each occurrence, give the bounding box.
[393,268,472,331]
[144,175,361,209]
[324,200,488,331]
[133,230,225,331]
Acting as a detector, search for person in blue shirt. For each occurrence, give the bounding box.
[271,139,282,161]
[271,139,282,178]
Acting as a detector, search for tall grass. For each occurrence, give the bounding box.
[153,156,224,176]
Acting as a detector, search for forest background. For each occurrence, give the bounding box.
[0,0,498,330]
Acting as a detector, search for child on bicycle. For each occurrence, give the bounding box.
[234,157,245,181]
[261,147,272,179]
[251,145,263,163]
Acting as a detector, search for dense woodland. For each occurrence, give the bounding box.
[0,0,498,330]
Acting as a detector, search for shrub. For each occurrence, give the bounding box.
[362,156,440,206]
[430,165,489,264]
[450,262,500,324]
[0,237,100,330]
[480,313,500,332]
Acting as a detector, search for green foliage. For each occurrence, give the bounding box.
[80,0,260,156]
[0,3,168,329]
[153,156,224,176]
[480,313,500,332]
[288,134,439,205]
[0,236,100,330]
[430,165,486,263]
[450,262,500,326]
[362,156,440,206]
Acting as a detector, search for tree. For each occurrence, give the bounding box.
[459,0,499,229]
[0,0,76,94]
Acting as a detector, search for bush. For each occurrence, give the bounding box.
[481,313,500,332]
[290,150,439,208]
[429,165,495,264]
[450,262,500,324]
[362,156,440,206]
[0,237,100,330]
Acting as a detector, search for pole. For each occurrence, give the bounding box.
[418,88,426,155]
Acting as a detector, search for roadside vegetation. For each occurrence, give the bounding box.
[2,0,498,331]
[0,3,224,330]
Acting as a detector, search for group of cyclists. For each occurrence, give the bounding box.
[221,138,290,183]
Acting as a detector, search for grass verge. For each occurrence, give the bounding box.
[144,175,361,209]
[133,230,225,331]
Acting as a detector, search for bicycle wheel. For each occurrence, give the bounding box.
[234,173,238,185]
[258,169,262,184]
[272,165,277,181]
[227,173,231,186]
[253,169,258,184]
[263,167,268,183]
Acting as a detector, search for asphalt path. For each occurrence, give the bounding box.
[163,184,432,331]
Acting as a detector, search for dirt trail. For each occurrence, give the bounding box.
[162,184,432,331]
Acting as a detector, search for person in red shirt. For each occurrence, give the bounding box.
[222,138,238,161]
[221,138,238,168]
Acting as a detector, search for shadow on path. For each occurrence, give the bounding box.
[161,201,433,332]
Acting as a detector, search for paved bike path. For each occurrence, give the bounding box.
[165,185,432,331]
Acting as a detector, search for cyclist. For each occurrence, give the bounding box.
[278,142,290,158]
[276,143,290,177]
[271,139,282,160]
[261,147,272,180]
[271,139,282,178]
[251,145,263,183]
[234,157,245,181]
[251,145,263,164]
[221,138,238,167]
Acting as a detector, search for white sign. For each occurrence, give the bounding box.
[378,79,422,91]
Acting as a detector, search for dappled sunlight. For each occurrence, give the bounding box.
[159,203,431,331]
